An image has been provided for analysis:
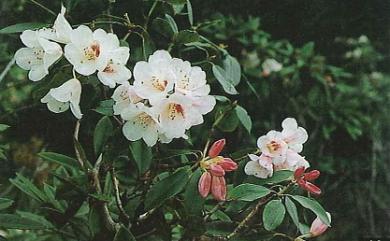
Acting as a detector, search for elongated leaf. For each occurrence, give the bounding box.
[212,64,238,95]
[175,30,199,44]
[130,140,153,175]
[94,99,114,116]
[39,152,78,170]
[263,200,286,231]
[0,23,49,34]
[0,214,52,230]
[0,124,10,132]
[223,55,241,86]
[0,198,13,210]
[183,169,204,215]
[16,211,54,228]
[285,197,300,231]
[187,0,193,25]
[291,195,330,226]
[94,116,113,155]
[229,184,270,201]
[9,173,47,203]
[145,167,190,210]
[113,225,136,241]
[165,14,178,34]
[235,105,252,133]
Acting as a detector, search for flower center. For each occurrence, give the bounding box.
[103,64,115,73]
[167,103,185,120]
[200,156,223,169]
[151,76,168,91]
[135,112,154,129]
[83,41,100,60]
[267,140,281,153]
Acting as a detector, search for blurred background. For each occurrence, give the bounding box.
[1,0,389,240]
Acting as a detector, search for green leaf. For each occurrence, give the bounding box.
[0,23,49,34]
[184,169,204,215]
[145,167,190,210]
[0,198,13,210]
[16,211,54,229]
[263,200,286,231]
[9,173,48,203]
[130,140,153,175]
[167,0,187,4]
[38,152,78,170]
[211,210,231,222]
[94,99,114,116]
[223,55,241,86]
[113,225,136,241]
[175,30,199,44]
[291,195,330,226]
[0,124,10,132]
[94,116,113,155]
[0,214,52,230]
[285,197,300,231]
[212,64,238,95]
[229,184,270,201]
[187,0,194,25]
[165,14,179,34]
[235,105,252,133]
[248,170,293,185]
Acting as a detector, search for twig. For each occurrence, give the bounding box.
[144,0,159,30]
[111,168,131,224]
[28,0,56,16]
[204,202,224,221]
[73,120,84,168]
[0,57,15,84]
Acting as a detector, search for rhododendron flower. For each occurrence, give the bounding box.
[294,166,321,195]
[112,83,143,115]
[15,30,62,81]
[64,26,126,76]
[133,50,175,104]
[262,58,282,76]
[310,212,331,237]
[121,103,160,146]
[198,139,238,201]
[244,154,273,178]
[39,6,72,44]
[41,78,82,119]
[281,118,308,153]
[257,130,288,164]
[96,48,131,88]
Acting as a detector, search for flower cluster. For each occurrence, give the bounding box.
[112,50,216,146]
[294,167,321,195]
[198,139,238,201]
[245,117,309,178]
[14,8,215,146]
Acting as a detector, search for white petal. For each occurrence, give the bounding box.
[28,65,47,81]
[70,102,83,119]
[53,6,73,43]
[50,78,81,103]
[15,48,40,70]
[41,93,69,113]
[148,50,172,63]
[70,25,93,48]
[20,30,40,48]
[244,160,273,179]
[282,117,298,130]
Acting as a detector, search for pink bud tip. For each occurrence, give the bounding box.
[208,139,226,158]
[304,182,322,195]
[219,158,238,172]
[209,164,226,177]
[310,213,331,237]
[198,172,211,198]
[304,170,320,181]
[294,166,306,180]
[211,176,226,201]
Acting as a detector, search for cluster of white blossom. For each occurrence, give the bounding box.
[245,118,309,178]
[14,7,215,146]
[112,50,216,146]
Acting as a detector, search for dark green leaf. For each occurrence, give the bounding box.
[0,198,13,210]
[175,30,199,44]
[285,197,300,231]
[187,0,194,25]
[184,169,204,215]
[291,195,330,226]
[38,152,78,170]
[94,99,114,116]
[94,116,113,155]
[113,225,136,241]
[0,23,49,34]
[0,124,10,132]
[9,173,48,203]
[130,140,153,175]
[213,64,238,95]
[235,105,252,133]
[248,170,293,185]
[263,200,286,231]
[145,167,190,210]
[165,14,179,34]
[229,184,270,201]
[0,214,52,230]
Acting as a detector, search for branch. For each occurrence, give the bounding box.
[28,0,56,16]
[111,168,131,224]
[73,120,84,168]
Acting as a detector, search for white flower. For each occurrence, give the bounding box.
[262,58,282,75]
[156,93,200,139]
[133,50,175,105]
[97,48,131,88]
[121,103,160,147]
[41,78,82,119]
[39,6,72,44]
[112,82,143,115]
[15,30,62,81]
[245,154,273,178]
[257,130,288,164]
[64,26,123,76]
[281,117,308,153]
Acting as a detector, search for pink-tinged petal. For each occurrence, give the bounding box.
[310,212,331,237]
[304,170,320,181]
[219,158,238,171]
[294,166,306,180]
[304,182,322,195]
[208,139,226,158]
[209,164,225,177]
[211,176,226,201]
[259,154,273,170]
[198,172,211,198]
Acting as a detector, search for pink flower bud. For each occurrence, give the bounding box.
[294,166,306,180]
[211,176,226,201]
[208,139,226,158]
[219,158,238,171]
[304,170,320,181]
[198,172,212,198]
[303,182,322,195]
[209,164,225,177]
[310,212,331,237]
